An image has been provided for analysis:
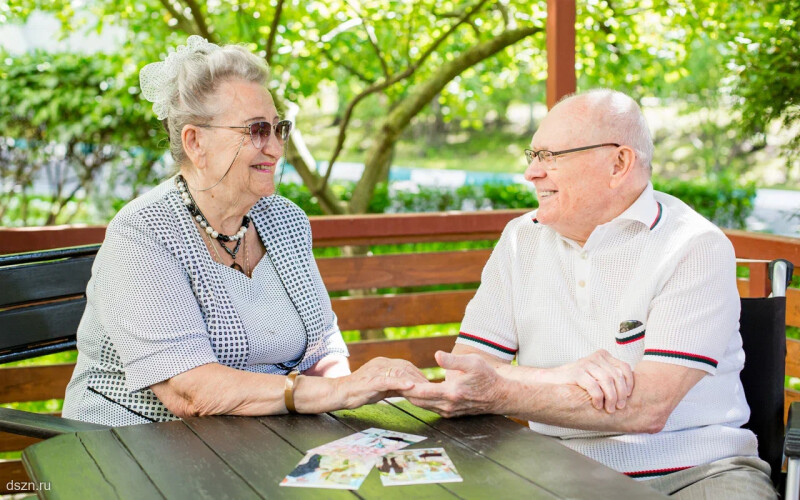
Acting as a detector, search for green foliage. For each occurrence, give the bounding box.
[0,49,163,225]
[281,176,755,228]
[653,175,757,229]
[731,0,800,171]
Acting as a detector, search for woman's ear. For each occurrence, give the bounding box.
[182,124,206,170]
[609,146,636,189]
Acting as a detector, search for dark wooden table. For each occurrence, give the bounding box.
[22,399,666,499]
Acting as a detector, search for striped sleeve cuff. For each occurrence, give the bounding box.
[456,332,517,360]
[643,349,718,373]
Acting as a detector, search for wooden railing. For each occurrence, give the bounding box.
[1,211,798,493]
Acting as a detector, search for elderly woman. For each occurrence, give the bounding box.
[62,36,425,426]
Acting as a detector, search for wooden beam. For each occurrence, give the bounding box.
[748,261,772,298]
[546,0,577,109]
[332,290,475,330]
[347,336,457,370]
[317,250,488,291]
[310,210,527,247]
[725,229,800,269]
[0,225,106,255]
[0,460,29,494]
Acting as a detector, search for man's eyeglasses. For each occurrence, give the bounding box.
[524,143,620,170]
[197,120,293,149]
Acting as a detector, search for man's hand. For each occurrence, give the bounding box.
[401,350,508,418]
[536,349,634,413]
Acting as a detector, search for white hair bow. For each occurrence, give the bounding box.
[139,35,221,120]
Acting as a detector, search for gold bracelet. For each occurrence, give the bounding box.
[284,371,300,413]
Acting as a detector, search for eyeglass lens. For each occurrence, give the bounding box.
[525,149,553,164]
[249,120,293,148]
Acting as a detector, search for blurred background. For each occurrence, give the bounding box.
[0,0,798,234]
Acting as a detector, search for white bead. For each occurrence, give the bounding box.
[211,231,219,238]
[200,220,207,228]
[205,226,213,234]
[184,199,192,205]
[181,193,189,200]
[195,215,202,221]
[241,226,248,233]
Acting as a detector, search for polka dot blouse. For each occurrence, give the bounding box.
[62,178,348,426]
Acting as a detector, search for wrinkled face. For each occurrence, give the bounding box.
[198,79,284,204]
[523,101,618,243]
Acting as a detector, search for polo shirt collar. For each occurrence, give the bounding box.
[531,183,663,230]
[614,182,663,230]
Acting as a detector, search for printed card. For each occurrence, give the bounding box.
[377,448,463,486]
[309,427,427,458]
[280,451,375,490]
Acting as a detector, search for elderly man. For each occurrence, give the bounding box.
[403,89,776,498]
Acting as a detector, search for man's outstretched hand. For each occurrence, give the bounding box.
[401,350,507,418]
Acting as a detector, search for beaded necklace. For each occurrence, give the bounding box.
[177,175,250,264]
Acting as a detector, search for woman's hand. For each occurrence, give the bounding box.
[333,357,429,409]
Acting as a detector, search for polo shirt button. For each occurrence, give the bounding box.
[581,252,588,260]
[578,280,586,288]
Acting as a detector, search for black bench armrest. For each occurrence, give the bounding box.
[0,407,110,439]
[785,402,800,458]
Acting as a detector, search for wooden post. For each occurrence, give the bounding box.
[748,261,773,298]
[546,0,577,109]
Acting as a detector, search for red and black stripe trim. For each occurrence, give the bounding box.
[644,349,717,368]
[616,331,645,345]
[458,332,517,355]
[649,202,663,230]
[624,466,692,479]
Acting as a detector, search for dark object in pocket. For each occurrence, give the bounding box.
[619,320,643,333]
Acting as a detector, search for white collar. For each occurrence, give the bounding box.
[612,182,663,230]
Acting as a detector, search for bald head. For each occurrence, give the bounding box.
[551,89,654,172]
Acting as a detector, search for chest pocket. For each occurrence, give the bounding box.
[613,320,646,366]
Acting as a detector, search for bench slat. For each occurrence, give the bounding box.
[332,290,475,330]
[0,430,43,453]
[0,256,94,307]
[0,299,86,357]
[788,288,799,328]
[310,210,525,248]
[0,460,28,495]
[788,339,800,379]
[318,250,488,291]
[0,364,75,405]
[347,335,457,370]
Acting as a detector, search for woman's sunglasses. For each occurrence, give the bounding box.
[197,119,293,149]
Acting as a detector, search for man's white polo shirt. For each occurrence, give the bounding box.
[456,183,758,479]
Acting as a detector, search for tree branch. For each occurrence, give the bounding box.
[349,24,542,213]
[343,0,390,78]
[183,0,214,41]
[319,0,492,194]
[265,0,286,66]
[319,45,375,84]
[157,0,197,35]
[364,24,390,78]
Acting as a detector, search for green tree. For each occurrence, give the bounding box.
[6,0,546,215]
[0,50,163,225]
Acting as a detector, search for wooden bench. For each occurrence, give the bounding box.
[1,211,799,493]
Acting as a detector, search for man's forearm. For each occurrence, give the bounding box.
[493,371,667,434]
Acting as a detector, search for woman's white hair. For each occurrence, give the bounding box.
[560,89,654,171]
[161,45,269,165]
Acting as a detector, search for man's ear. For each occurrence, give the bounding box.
[182,124,206,170]
[609,146,636,189]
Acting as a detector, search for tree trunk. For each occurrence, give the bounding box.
[347,25,541,214]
